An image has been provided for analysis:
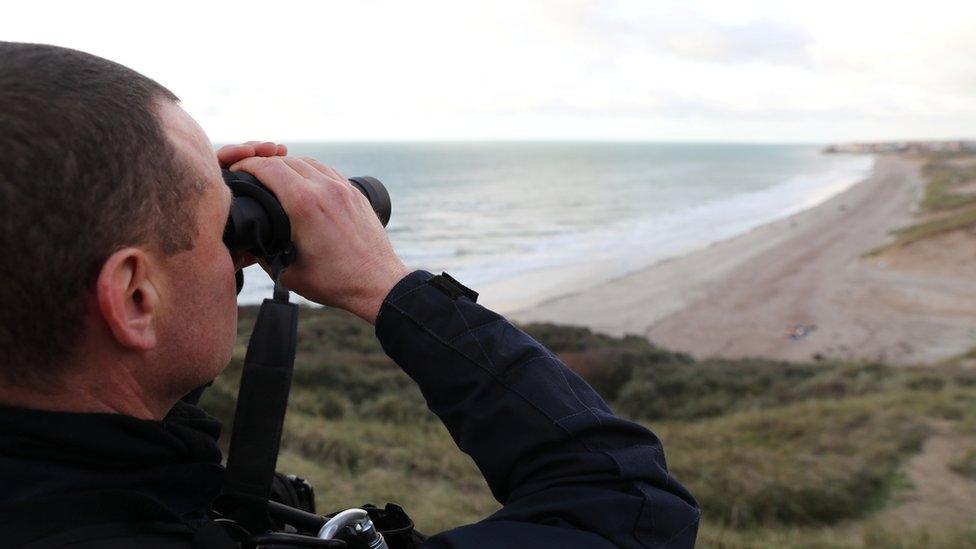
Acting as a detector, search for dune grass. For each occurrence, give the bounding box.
[919,160,976,212]
[886,207,976,247]
[199,305,976,546]
[659,397,927,528]
[698,522,976,549]
[869,154,976,254]
[950,448,976,480]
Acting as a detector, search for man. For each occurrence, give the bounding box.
[0,42,699,547]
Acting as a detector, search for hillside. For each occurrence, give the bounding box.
[201,305,976,547]
[870,153,976,271]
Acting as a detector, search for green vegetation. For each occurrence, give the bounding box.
[860,523,976,549]
[886,207,976,248]
[659,400,927,527]
[919,160,976,212]
[200,305,976,546]
[700,522,976,549]
[871,154,976,252]
[950,449,976,480]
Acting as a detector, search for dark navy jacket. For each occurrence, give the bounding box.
[378,271,699,548]
[0,270,699,548]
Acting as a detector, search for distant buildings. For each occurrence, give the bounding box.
[824,140,976,154]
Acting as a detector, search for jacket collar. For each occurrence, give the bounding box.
[0,400,224,521]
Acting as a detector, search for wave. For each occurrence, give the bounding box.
[441,153,874,288]
[237,148,874,307]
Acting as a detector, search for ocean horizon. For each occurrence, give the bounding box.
[236,142,874,309]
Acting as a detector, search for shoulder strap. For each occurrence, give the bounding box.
[217,272,300,533]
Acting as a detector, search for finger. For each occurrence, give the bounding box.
[217,142,287,168]
[245,141,286,154]
[251,141,281,157]
[230,155,304,178]
[281,156,325,180]
[217,143,256,168]
[303,157,349,183]
[229,156,308,211]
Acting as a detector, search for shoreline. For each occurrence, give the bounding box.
[510,155,976,365]
[501,156,888,321]
[476,155,874,315]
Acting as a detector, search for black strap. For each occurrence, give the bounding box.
[428,272,479,302]
[216,256,299,534]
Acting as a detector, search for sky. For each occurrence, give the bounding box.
[3,0,974,142]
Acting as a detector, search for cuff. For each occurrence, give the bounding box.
[374,270,488,344]
[381,269,436,305]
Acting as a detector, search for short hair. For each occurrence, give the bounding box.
[0,42,206,386]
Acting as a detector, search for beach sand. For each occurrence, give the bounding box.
[510,156,976,365]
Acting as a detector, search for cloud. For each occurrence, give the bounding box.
[1,0,972,141]
[666,19,814,65]
[592,3,814,66]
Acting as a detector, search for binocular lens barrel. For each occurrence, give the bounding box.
[222,169,392,265]
[348,176,391,227]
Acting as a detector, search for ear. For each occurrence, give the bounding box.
[95,248,161,351]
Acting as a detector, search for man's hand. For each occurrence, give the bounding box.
[228,154,411,324]
[217,141,289,168]
[216,142,290,272]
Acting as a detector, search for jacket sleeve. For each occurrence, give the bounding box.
[374,271,700,548]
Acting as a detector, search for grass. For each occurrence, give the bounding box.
[869,154,976,254]
[657,397,928,528]
[950,449,976,480]
[199,305,976,546]
[919,161,976,212]
[698,522,976,549]
[276,414,498,533]
[861,523,976,549]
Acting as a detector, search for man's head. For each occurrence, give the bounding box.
[0,42,239,417]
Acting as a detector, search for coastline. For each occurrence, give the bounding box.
[510,155,976,365]
[473,152,874,315]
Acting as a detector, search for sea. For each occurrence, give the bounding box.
[236,142,873,311]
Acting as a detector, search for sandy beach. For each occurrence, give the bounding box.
[511,156,976,365]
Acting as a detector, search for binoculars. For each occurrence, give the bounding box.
[222,169,391,287]
[217,169,395,544]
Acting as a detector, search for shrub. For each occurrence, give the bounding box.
[209,305,975,538]
[950,448,976,480]
[657,398,929,528]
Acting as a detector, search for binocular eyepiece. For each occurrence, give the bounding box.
[222,169,391,292]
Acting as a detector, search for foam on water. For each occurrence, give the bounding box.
[236,143,873,307]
